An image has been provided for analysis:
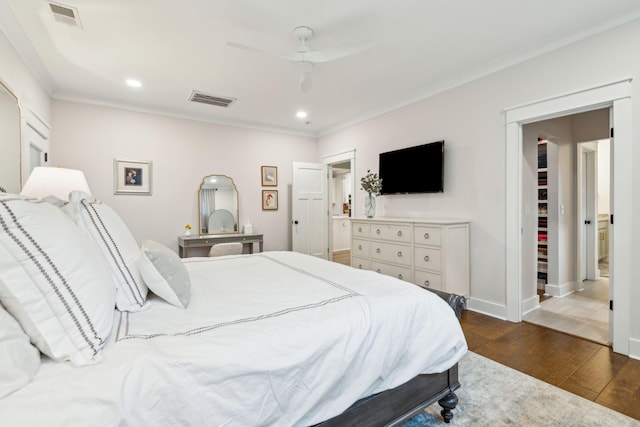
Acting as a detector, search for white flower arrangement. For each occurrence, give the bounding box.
[360,170,382,195]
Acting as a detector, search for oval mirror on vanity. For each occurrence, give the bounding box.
[198,175,239,235]
[0,81,21,193]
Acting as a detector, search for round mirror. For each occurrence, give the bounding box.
[198,175,239,235]
[0,81,21,193]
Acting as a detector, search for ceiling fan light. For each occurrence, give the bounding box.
[300,72,312,93]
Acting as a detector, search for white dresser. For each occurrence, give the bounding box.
[350,218,469,297]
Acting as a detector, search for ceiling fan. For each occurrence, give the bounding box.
[227,26,374,93]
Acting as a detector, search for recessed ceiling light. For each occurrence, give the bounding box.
[296,110,307,119]
[126,79,142,88]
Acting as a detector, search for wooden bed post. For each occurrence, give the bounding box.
[438,392,458,423]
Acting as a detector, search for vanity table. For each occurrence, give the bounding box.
[179,173,264,258]
[178,233,264,258]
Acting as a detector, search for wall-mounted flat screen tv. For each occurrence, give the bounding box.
[379,140,444,194]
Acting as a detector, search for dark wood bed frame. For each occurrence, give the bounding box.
[316,288,466,426]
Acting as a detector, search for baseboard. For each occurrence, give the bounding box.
[521,294,540,316]
[466,297,507,320]
[629,337,640,360]
[545,281,575,298]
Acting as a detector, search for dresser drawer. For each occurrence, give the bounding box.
[352,222,370,238]
[371,261,411,282]
[351,238,370,258]
[414,270,442,290]
[414,247,442,272]
[351,257,370,270]
[370,223,411,243]
[414,226,442,247]
[370,241,411,266]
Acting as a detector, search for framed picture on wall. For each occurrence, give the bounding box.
[262,190,278,210]
[114,159,152,195]
[261,165,278,186]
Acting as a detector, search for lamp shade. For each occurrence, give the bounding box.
[20,167,91,201]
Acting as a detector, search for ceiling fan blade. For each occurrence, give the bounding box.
[301,40,375,63]
[226,41,265,54]
[226,41,295,61]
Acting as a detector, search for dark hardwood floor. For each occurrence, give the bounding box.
[461,310,640,421]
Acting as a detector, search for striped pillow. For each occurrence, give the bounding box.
[0,194,115,365]
[65,192,148,312]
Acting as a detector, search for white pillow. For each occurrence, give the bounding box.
[65,191,148,312]
[139,240,191,308]
[0,303,40,398]
[0,194,115,365]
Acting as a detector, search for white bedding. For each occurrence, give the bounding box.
[0,251,467,426]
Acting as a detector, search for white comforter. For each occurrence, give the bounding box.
[0,251,467,426]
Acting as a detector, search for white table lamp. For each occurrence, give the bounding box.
[20,167,91,200]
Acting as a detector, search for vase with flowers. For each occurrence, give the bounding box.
[360,170,382,218]
[184,223,192,236]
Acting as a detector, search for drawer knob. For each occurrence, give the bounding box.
[398,274,403,280]
[376,269,381,273]
[424,233,430,240]
[376,248,381,254]
[358,227,362,232]
[358,264,363,269]
[424,255,430,262]
[397,251,403,258]
[358,244,362,250]
[376,229,381,234]
[397,230,403,237]
[424,280,430,287]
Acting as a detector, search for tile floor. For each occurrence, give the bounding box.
[523,276,610,345]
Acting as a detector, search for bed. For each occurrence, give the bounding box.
[0,192,467,426]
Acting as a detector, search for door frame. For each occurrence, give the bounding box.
[505,78,631,355]
[323,149,356,258]
[21,104,50,186]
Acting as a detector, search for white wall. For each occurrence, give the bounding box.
[50,100,317,252]
[317,18,640,352]
[0,30,50,123]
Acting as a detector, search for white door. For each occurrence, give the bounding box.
[21,108,50,186]
[578,145,597,282]
[292,162,328,259]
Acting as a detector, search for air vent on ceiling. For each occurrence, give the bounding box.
[189,91,236,108]
[48,1,82,28]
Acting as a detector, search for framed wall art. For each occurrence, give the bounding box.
[114,159,152,195]
[262,190,278,210]
[261,165,277,186]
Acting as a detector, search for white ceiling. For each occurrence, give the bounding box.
[2,0,640,137]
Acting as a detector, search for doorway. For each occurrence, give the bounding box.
[323,149,356,266]
[521,117,611,344]
[504,78,631,355]
[330,161,352,265]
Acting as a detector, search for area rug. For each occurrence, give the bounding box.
[400,351,639,426]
